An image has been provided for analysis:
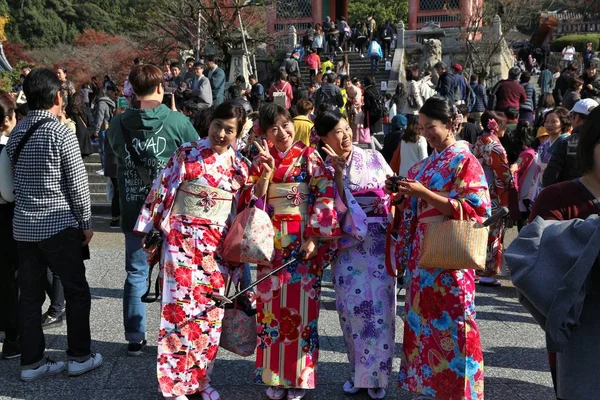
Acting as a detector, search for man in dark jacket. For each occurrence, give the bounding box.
[106,65,198,356]
[314,73,344,110]
[469,74,487,127]
[434,62,456,104]
[580,63,600,100]
[543,98,599,186]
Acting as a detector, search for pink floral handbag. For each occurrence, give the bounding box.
[222,199,275,264]
[219,279,257,357]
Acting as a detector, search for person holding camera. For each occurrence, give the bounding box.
[106,64,198,357]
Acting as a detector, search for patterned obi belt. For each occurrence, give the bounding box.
[171,182,232,225]
[268,183,309,221]
[352,189,389,221]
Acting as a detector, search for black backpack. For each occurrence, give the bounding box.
[368,91,387,119]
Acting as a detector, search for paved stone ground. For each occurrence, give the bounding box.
[0,216,555,400]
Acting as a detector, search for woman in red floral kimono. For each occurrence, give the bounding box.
[387,98,491,400]
[471,111,512,287]
[135,102,249,400]
[247,104,341,400]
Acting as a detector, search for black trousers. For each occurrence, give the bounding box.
[45,268,64,317]
[18,228,92,367]
[110,177,120,219]
[0,204,18,341]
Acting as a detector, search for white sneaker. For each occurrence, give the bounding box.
[67,353,103,376]
[20,357,66,381]
[95,169,104,175]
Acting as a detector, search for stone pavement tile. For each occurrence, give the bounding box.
[210,358,257,386]
[91,388,162,400]
[11,389,96,400]
[104,356,158,389]
[509,383,556,400]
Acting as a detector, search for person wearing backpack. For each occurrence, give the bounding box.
[363,74,385,147]
[469,75,487,127]
[367,38,383,75]
[314,73,344,111]
[268,70,293,109]
[106,65,198,357]
[401,66,424,124]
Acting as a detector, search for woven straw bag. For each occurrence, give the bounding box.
[419,208,489,271]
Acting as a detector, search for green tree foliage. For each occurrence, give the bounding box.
[348,0,408,25]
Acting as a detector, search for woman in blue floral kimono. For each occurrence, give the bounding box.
[387,98,491,400]
[315,110,396,399]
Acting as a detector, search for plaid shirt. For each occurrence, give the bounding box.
[6,110,91,242]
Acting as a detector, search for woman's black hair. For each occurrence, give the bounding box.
[419,96,455,124]
[402,118,421,143]
[313,109,343,137]
[578,106,600,174]
[0,90,16,129]
[211,101,247,138]
[481,110,507,133]
[364,74,376,86]
[191,106,214,138]
[258,103,292,133]
[515,122,534,150]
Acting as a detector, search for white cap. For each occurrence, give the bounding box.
[570,98,599,115]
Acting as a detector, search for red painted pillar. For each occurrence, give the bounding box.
[331,0,336,21]
[314,0,322,25]
[408,0,418,30]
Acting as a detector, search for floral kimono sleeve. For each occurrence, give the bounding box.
[135,149,186,234]
[238,156,263,209]
[447,153,491,223]
[305,149,342,238]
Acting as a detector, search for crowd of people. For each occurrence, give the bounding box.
[0,30,598,400]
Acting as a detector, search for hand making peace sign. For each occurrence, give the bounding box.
[321,144,346,175]
[253,139,275,176]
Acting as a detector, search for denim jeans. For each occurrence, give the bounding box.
[98,129,107,170]
[370,56,379,74]
[240,263,253,290]
[18,228,92,368]
[123,231,148,343]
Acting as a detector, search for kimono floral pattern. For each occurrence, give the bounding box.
[395,141,491,400]
[135,138,249,398]
[471,133,511,277]
[247,141,341,389]
[326,146,397,389]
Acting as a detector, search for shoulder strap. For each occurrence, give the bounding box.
[119,119,153,186]
[573,178,600,213]
[13,118,54,166]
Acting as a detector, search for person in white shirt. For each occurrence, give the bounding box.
[562,43,576,67]
[399,118,428,177]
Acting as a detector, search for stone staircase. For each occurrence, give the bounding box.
[299,49,393,90]
[84,153,110,211]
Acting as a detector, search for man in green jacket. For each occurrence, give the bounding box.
[107,64,198,356]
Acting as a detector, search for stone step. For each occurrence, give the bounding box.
[87,174,107,184]
[85,163,102,174]
[89,183,108,194]
[91,193,108,204]
[86,153,101,163]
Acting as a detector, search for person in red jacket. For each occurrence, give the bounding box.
[494,67,527,112]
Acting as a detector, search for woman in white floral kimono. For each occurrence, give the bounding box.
[135,102,249,400]
[316,110,397,399]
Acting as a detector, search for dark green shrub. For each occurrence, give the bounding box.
[551,34,600,52]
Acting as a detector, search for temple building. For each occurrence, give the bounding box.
[267,0,348,33]
[407,0,483,30]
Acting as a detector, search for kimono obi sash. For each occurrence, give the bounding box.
[268,183,309,220]
[171,182,232,225]
[352,189,389,220]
